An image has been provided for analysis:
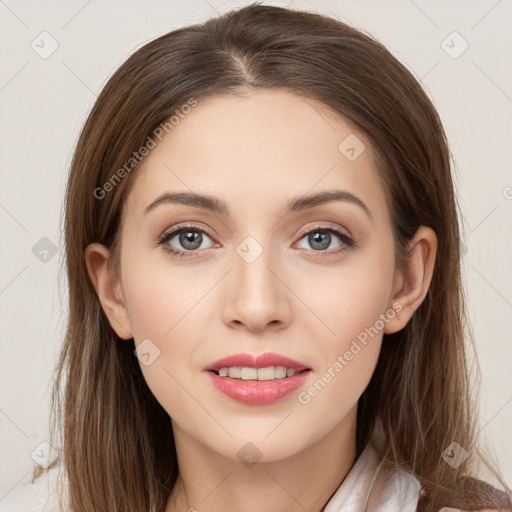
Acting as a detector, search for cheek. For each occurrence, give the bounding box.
[305,246,395,350]
[295,280,389,431]
[121,247,205,341]
[120,251,214,425]
[296,243,395,408]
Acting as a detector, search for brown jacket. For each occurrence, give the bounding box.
[416,476,512,511]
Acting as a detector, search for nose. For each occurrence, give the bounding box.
[221,237,293,333]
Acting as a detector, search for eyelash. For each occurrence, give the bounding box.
[156,223,356,260]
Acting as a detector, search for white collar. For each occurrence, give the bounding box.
[324,440,421,511]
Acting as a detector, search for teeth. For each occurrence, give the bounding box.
[216,366,299,380]
[227,367,241,378]
[240,367,258,380]
[275,366,287,378]
[257,366,275,380]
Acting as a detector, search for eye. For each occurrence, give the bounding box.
[295,225,355,254]
[157,225,216,259]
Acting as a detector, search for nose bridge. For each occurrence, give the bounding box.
[234,233,281,300]
[222,232,292,330]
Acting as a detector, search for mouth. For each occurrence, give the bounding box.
[208,366,311,379]
[204,352,312,404]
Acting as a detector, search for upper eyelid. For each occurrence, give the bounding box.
[296,222,352,238]
[159,222,353,246]
[158,223,216,242]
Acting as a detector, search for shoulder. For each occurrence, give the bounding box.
[0,465,68,512]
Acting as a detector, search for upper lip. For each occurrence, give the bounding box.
[204,352,311,372]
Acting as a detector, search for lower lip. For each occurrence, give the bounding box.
[206,370,311,405]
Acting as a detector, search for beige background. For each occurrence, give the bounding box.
[1,0,511,500]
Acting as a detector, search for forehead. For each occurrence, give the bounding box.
[123,89,387,221]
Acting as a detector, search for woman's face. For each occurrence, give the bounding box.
[106,89,402,462]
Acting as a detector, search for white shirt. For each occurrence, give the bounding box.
[0,441,421,511]
[324,440,421,511]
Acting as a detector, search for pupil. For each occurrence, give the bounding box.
[310,231,330,250]
[181,230,201,250]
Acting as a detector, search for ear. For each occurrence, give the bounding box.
[84,243,133,340]
[384,226,437,334]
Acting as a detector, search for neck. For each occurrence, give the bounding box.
[166,406,358,512]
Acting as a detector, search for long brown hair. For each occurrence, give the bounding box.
[35,3,510,510]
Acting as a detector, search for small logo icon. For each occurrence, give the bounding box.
[31,31,59,59]
[32,237,58,263]
[338,134,366,161]
[441,31,469,59]
[237,442,262,468]
[31,441,58,469]
[441,441,469,469]
[134,338,161,366]
[236,236,263,264]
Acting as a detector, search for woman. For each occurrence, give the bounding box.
[7,3,511,511]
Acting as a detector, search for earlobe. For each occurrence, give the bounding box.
[84,243,133,340]
[384,226,437,334]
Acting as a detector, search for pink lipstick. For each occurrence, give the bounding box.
[204,352,311,405]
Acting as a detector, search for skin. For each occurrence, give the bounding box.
[85,89,437,511]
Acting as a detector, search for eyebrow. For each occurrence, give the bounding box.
[144,190,372,220]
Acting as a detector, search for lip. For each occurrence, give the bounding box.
[203,352,312,405]
[204,352,311,372]
[206,370,311,405]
